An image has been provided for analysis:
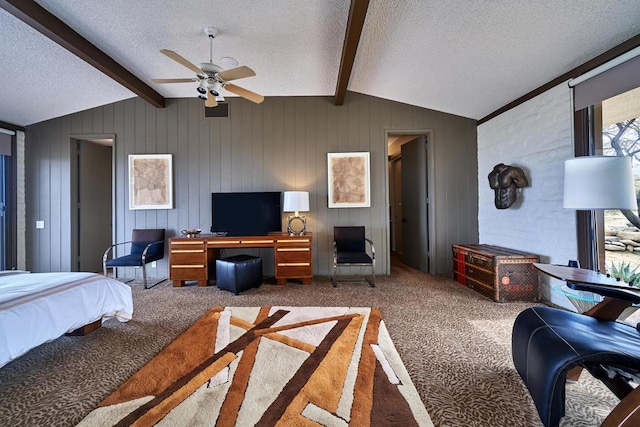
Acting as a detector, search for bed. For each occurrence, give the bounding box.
[0,271,133,368]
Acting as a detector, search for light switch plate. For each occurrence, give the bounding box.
[36,220,45,229]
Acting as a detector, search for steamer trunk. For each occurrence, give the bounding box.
[452,244,540,302]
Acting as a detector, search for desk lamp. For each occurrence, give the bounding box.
[563,156,637,269]
[283,191,310,235]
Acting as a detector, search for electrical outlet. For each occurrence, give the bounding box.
[151,261,157,268]
[36,220,45,229]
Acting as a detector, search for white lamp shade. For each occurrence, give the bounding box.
[283,191,309,212]
[563,156,637,210]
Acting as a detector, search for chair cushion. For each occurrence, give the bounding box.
[105,254,144,267]
[336,252,373,264]
[130,241,163,257]
[105,252,163,268]
[131,229,165,257]
[334,226,366,253]
[512,306,640,427]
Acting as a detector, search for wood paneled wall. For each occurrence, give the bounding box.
[25,93,478,276]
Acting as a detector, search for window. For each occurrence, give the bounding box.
[601,87,640,276]
[0,132,16,270]
[571,48,640,272]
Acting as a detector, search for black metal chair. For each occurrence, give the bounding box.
[103,229,165,289]
[512,282,640,427]
[332,226,375,287]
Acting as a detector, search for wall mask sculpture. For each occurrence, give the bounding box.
[488,163,529,209]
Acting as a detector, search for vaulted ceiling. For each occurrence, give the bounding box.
[1,0,640,128]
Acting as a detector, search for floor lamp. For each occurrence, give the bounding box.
[563,156,637,271]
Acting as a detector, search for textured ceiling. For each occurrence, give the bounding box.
[1,0,640,127]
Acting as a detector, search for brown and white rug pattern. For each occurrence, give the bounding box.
[77,306,432,426]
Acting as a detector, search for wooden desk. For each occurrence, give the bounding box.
[169,233,313,287]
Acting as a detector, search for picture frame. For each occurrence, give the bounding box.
[128,154,173,210]
[327,152,371,208]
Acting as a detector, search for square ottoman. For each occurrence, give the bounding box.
[216,254,262,295]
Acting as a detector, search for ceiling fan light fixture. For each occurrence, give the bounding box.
[209,80,222,96]
[197,91,208,101]
[196,80,208,94]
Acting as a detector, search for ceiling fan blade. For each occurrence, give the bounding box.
[224,83,264,104]
[205,96,218,108]
[151,78,198,84]
[160,49,204,75]
[217,66,256,81]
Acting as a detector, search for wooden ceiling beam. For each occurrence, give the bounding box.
[334,0,370,106]
[0,0,165,108]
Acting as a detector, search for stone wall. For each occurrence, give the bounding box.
[478,83,576,308]
[606,226,640,253]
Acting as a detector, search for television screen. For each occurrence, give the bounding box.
[211,192,282,236]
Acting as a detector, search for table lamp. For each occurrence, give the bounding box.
[563,156,637,269]
[283,191,310,235]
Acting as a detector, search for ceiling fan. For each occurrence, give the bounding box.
[151,27,264,108]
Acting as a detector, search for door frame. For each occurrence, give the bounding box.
[69,134,116,272]
[384,129,436,274]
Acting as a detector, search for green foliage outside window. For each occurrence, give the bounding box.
[608,261,640,287]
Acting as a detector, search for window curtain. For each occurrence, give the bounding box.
[572,49,640,111]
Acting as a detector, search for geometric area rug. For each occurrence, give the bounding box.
[77,306,433,426]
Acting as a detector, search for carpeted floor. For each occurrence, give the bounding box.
[0,260,619,426]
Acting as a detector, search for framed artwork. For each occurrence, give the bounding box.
[128,154,173,210]
[327,152,371,208]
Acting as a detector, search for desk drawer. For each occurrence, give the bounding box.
[276,237,312,248]
[207,238,275,248]
[170,239,206,248]
[169,250,206,264]
[276,263,312,278]
[170,265,207,280]
[275,247,311,263]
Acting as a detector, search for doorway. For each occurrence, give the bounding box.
[388,131,433,273]
[70,136,114,272]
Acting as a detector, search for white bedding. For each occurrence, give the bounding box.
[0,272,133,368]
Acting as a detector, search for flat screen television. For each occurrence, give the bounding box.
[211,191,282,236]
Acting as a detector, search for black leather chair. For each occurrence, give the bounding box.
[512,282,640,427]
[332,226,375,287]
[103,229,165,289]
